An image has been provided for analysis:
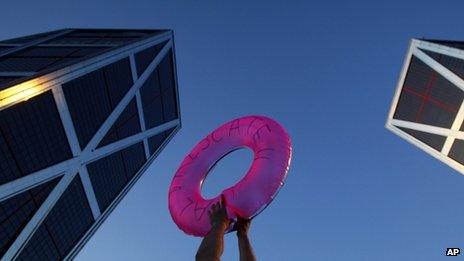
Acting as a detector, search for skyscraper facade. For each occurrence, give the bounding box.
[0,29,181,260]
[387,38,464,175]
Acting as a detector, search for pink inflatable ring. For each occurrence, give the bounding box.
[168,115,292,236]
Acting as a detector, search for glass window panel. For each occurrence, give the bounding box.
[140,70,164,129]
[398,127,447,151]
[88,142,146,211]
[0,57,58,72]
[98,99,141,148]
[43,175,94,257]
[16,225,60,261]
[426,40,464,51]
[422,49,464,84]
[67,30,159,38]
[162,85,178,122]
[103,58,133,107]
[14,47,79,58]
[62,58,132,148]
[0,76,20,85]
[62,68,111,147]
[147,132,166,155]
[16,174,85,260]
[90,38,135,45]
[158,51,178,122]
[449,139,464,165]
[121,142,146,178]
[46,37,104,45]
[0,91,73,177]
[147,127,176,155]
[68,47,109,57]
[134,42,164,76]
[394,56,463,128]
[0,31,57,45]
[0,178,59,257]
[87,150,127,211]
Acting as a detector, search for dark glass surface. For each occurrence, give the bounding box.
[134,42,165,76]
[70,47,108,57]
[449,139,464,165]
[426,40,464,51]
[139,50,178,130]
[87,151,128,211]
[0,57,59,72]
[422,49,464,82]
[98,99,141,148]
[46,37,135,46]
[140,69,164,129]
[62,58,133,148]
[0,30,60,45]
[16,47,79,57]
[394,56,464,128]
[88,142,146,211]
[104,59,134,106]
[67,30,158,38]
[164,127,176,138]
[0,47,13,54]
[0,132,21,184]
[43,175,94,257]
[147,132,166,155]
[0,76,17,83]
[0,77,19,91]
[0,178,60,257]
[0,29,165,93]
[398,127,447,151]
[159,51,178,122]
[0,46,111,75]
[147,127,176,155]
[18,175,94,260]
[121,142,147,178]
[42,29,161,47]
[0,91,72,185]
[63,68,110,148]
[16,225,60,261]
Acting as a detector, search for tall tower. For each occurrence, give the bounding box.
[0,29,181,260]
[387,39,464,175]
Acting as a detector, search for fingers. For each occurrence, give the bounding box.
[234,211,245,221]
[209,201,222,215]
[233,212,251,229]
[208,196,228,217]
[220,194,229,213]
[230,221,238,232]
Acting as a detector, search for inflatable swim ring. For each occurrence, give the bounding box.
[168,115,292,236]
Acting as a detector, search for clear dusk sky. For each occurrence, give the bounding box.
[2,1,464,260]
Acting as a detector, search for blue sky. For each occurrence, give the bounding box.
[2,1,464,260]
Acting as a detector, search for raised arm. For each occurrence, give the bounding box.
[235,217,257,261]
[196,195,231,261]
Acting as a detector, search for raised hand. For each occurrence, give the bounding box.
[196,195,231,261]
[207,195,232,230]
[234,216,251,237]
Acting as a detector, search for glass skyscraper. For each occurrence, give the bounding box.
[386,39,464,175]
[0,29,181,260]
